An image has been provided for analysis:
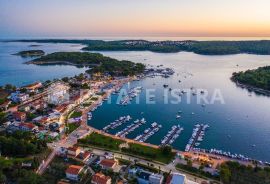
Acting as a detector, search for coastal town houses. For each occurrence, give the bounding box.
[7,122,38,133]
[0,100,11,111]
[67,146,81,157]
[10,91,29,103]
[65,165,83,181]
[165,173,186,184]
[23,82,42,92]
[76,151,91,162]
[91,173,111,184]
[99,159,118,170]
[12,111,26,122]
[149,173,164,184]
[47,81,70,105]
[133,169,163,184]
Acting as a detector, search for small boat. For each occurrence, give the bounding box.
[176,115,181,119]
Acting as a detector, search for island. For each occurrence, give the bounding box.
[14,50,45,57]
[16,39,270,55]
[26,51,145,76]
[232,66,270,94]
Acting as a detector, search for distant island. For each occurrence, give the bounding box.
[14,50,45,57]
[26,51,145,76]
[15,39,270,55]
[232,66,270,94]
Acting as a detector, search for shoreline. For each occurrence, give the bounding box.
[78,77,269,168]
[232,78,270,96]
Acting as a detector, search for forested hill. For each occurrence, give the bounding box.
[232,66,270,91]
[26,52,145,76]
[15,39,270,55]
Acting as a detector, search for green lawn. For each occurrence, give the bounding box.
[66,123,80,134]
[122,143,175,164]
[78,132,125,151]
[69,111,82,118]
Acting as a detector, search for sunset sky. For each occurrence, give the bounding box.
[1,0,270,38]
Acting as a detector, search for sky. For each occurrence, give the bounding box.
[0,0,270,38]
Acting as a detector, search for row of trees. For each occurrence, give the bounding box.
[220,161,270,184]
[0,131,47,157]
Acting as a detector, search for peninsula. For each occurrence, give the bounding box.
[232,66,270,94]
[16,39,270,55]
[26,51,145,76]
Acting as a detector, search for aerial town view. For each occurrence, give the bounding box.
[1,0,270,184]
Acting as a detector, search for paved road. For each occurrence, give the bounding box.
[89,148,207,184]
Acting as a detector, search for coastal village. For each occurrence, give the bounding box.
[0,66,269,184]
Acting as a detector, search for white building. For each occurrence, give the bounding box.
[149,173,164,184]
[47,82,70,105]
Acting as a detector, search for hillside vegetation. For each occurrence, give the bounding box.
[232,66,270,91]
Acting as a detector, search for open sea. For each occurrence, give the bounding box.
[1,40,270,162]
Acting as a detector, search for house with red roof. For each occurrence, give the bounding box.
[23,82,42,92]
[13,111,26,122]
[76,151,91,162]
[67,146,81,157]
[65,165,83,181]
[100,159,118,170]
[19,122,38,132]
[91,173,111,184]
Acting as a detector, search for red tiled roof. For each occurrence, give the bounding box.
[92,173,111,184]
[24,82,42,90]
[65,165,82,175]
[13,111,26,118]
[100,159,116,168]
[55,104,68,112]
[76,151,91,160]
[67,146,80,152]
[19,122,36,130]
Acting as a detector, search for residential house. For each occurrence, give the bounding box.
[23,82,42,92]
[165,173,186,184]
[67,146,81,157]
[19,122,38,132]
[76,151,91,162]
[10,92,29,103]
[65,165,83,181]
[137,170,152,184]
[149,173,164,184]
[13,111,26,122]
[0,100,11,111]
[91,173,111,184]
[7,122,38,133]
[99,159,118,170]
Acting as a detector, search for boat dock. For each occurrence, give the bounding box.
[134,122,162,142]
[115,118,146,138]
[103,115,132,132]
[185,124,209,152]
[161,125,183,145]
[119,86,142,105]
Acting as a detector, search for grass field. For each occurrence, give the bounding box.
[66,123,80,134]
[78,132,125,150]
[122,143,175,164]
[69,111,82,118]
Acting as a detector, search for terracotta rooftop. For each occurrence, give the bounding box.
[65,165,83,175]
[92,173,111,184]
[67,146,80,152]
[19,122,36,129]
[100,159,117,168]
